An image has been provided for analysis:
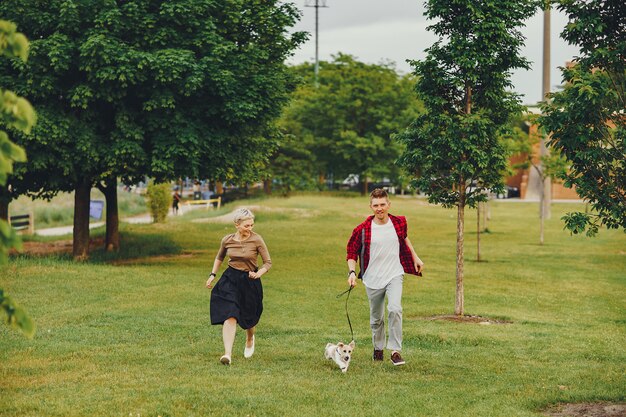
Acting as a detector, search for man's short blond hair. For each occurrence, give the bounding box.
[370,188,389,201]
[233,208,255,225]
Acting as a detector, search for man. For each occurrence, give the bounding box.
[346,188,424,366]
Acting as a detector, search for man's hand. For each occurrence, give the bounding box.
[348,275,357,288]
[415,260,424,275]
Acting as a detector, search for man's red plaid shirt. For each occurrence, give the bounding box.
[346,214,420,278]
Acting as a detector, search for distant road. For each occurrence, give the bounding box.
[33,204,213,236]
[35,213,153,237]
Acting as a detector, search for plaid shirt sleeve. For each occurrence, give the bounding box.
[346,224,362,261]
[392,215,419,276]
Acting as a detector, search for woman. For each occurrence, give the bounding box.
[206,208,272,365]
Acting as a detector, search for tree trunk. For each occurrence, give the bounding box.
[476,202,481,262]
[0,186,11,221]
[457,83,471,314]
[539,184,546,245]
[360,175,369,196]
[73,180,91,261]
[0,201,7,222]
[455,186,466,316]
[0,199,8,222]
[263,179,272,195]
[484,200,490,230]
[101,177,119,252]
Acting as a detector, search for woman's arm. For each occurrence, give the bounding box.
[249,237,271,279]
[206,259,223,288]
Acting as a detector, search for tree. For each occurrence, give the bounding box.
[398,0,541,315]
[264,130,317,196]
[504,114,568,244]
[0,20,35,338]
[0,0,306,259]
[146,182,172,223]
[539,0,625,236]
[279,55,424,194]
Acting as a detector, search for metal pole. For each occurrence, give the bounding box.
[305,0,328,87]
[541,4,552,221]
[315,1,319,86]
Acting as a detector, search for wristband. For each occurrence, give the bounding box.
[348,270,356,278]
[209,273,216,278]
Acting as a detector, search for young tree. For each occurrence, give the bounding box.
[280,55,424,194]
[398,0,541,315]
[504,114,568,244]
[0,20,35,338]
[0,0,306,259]
[539,0,625,236]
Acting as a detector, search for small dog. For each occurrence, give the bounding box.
[324,340,355,373]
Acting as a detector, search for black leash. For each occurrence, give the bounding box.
[336,286,354,342]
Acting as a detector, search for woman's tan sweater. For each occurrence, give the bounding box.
[216,232,272,272]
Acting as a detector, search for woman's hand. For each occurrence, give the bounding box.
[206,275,216,288]
[248,271,263,279]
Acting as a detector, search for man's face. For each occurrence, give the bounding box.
[370,197,390,220]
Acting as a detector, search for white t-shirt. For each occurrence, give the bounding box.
[362,220,404,289]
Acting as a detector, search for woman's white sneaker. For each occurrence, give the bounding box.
[244,336,255,358]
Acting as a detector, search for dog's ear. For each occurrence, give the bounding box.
[349,340,355,348]
[337,342,344,348]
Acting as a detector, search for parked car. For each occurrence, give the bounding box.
[495,186,520,199]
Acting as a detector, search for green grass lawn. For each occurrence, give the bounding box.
[1,195,624,417]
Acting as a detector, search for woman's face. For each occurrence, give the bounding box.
[236,218,254,236]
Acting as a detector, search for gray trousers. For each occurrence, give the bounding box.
[365,275,403,352]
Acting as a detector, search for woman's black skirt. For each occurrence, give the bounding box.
[210,266,263,329]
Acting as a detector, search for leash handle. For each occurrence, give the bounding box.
[336,286,354,342]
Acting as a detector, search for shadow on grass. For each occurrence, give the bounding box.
[89,230,183,264]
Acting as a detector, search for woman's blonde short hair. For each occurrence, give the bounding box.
[233,208,255,225]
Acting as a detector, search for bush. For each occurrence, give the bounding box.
[146,182,172,223]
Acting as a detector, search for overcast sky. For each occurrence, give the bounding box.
[286,0,580,105]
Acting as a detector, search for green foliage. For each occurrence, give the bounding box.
[561,211,601,237]
[0,212,21,263]
[145,182,171,223]
[0,130,25,187]
[0,0,307,246]
[0,21,31,186]
[279,54,424,190]
[504,114,569,182]
[267,131,317,196]
[539,0,625,236]
[0,20,28,61]
[398,0,542,208]
[0,288,35,339]
[0,19,34,337]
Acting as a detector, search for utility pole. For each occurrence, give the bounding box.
[540,2,552,242]
[305,0,328,87]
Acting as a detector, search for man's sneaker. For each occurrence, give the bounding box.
[373,349,384,361]
[390,351,405,366]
